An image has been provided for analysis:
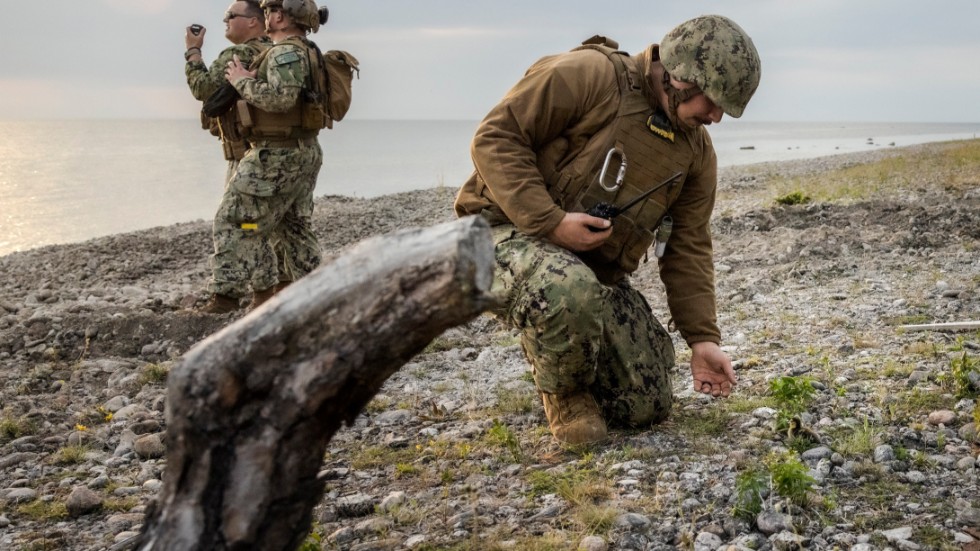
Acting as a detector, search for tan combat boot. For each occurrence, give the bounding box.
[540,391,608,446]
[198,293,241,314]
[248,287,277,310]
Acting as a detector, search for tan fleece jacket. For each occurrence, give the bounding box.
[454,45,722,345]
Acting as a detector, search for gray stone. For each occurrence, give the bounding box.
[133,433,165,459]
[87,475,110,489]
[378,491,406,513]
[615,512,651,530]
[905,470,927,484]
[66,486,103,517]
[336,493,376,518]
[693,532,722,551]
[113,404,150,421]
[106,513,143,532]
[770,531,808,550]
[801,446,833,461]
[5,488,37,504]
[927,410,956,426]
[0,452,38,470]
[756,511,793,535]
[874,444,895,463]
[881,526,913,542]
[374,409,412,426]
[328,526,357,545]
[958,422,978,443]
[578,535,608,551]
[957,507,980,528]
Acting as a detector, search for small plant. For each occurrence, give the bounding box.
[139,363,171,385]
[946,351,979,399]
[364,396,393,413]
[573,503,619,535]
[526,466,608,506]
[394,463,419,479]
[297,528,323,551]
[495,385,536,415]
[774,191,811,205]
[733,467,768,521]
[17,500,69,521]
[486,419,523,462]
[54,444,90,465]
[0,414,36,442]
[834,418,884,457]
[766,452,816,507]
[768,375,817,426]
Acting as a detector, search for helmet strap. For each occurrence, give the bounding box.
[662,71,703,130]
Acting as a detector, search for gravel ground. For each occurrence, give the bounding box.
[0,141,978,551]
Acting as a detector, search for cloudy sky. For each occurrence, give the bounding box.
[2,0,978,123]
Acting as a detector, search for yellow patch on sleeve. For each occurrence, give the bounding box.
[241,223,259,231]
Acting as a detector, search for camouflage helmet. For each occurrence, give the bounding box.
[660,15,761,118]
[261,0,326,32]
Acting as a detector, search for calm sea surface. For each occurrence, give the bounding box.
[1,119,978,256]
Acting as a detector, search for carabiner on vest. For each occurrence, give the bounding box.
[598,147,627,192]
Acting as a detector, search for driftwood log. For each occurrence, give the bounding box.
[899,321,980,332]
[137,216,494,551]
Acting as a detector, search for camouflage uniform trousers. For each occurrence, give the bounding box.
[223,157,292,288]
[490,224,675,428]
[208,143,323,298]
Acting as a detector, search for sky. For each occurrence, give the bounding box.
[1,0,979,123]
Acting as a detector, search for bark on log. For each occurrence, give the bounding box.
[137,216,494,551]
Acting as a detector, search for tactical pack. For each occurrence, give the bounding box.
[300,44,359,130]
[322,50,359,124]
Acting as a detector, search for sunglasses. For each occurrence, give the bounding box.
[223,12,253,22]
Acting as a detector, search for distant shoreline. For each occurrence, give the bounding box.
[1,133,978,258]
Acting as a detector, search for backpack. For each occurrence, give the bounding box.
[322,50,359,123]
[303,46,359,129]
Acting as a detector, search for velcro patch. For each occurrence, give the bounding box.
[646,112,675,143]
[275,51,301,65]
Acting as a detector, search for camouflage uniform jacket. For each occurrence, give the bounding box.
[232,36,312,115]
[454,44,721,345]
[185,36,273,101]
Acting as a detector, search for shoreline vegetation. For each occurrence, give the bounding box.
[0,140,978,549]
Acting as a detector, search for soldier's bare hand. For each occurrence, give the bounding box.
[185,26,205,49]
[690,341,736,397]
[224,55,257,85]
[547,212,611,251]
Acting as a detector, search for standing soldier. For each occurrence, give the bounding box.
[184,0,271,184]
[185,1,275,314]
[203,0,332,313]
[455,16,761,446]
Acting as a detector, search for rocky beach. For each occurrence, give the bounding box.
[0,140,978,550]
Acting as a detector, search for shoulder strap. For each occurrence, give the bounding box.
[573,35,642,100]
[573,35,648,121]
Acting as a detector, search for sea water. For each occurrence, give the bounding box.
[0,119,977,256]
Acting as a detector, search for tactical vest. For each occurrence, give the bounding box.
[540,37,699,283]
[234,36,327,141]
[201,38,272,161]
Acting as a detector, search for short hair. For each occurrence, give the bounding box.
[240,0,265,22]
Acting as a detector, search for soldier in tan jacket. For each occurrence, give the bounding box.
[455,15,761,446]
